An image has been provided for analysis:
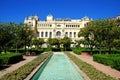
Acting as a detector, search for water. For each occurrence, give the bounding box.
[31,52,84,80]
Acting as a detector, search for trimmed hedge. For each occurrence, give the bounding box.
[42,48,51,52]
[0,53,23,65]
[66,52,116,80]
[30,48,44,55]
[72,48,85,55]
[93,54,120,70]
[0,52,52,80]
[8,48,44,55]
[82,49,120,54]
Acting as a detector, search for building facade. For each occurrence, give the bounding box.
[24,15,91,43]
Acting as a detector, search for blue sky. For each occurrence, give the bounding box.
[0,0,120,23]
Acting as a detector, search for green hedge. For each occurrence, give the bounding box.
[66,52,116,80]
[30,48,44,55]
[72,48,85,55]
[0,52,52,80]
[8,48,44,54]
[93,54,120,70]
[0,53,23,65]
[82,49,120,54]
[42,48,51,52]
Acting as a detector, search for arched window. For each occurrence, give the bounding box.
[74,32,76,38]
[70,32,72,37]
[41,32,44,37]
[56,31,61,38]
[45,32,48,37]
[49,32,52,38]
[37,32,39,37]
[65,32,68,37]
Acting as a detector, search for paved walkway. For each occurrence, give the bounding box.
[0,56,37,78]
[70,52,120,80]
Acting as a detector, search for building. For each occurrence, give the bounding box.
[109,15,120,20]
[24,15,91,44]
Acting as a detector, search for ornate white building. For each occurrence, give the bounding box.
[24,15,91,43]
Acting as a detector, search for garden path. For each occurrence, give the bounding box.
[70,52,120,80]
[0,56,37,78]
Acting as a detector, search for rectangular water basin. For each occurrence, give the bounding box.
[31,52,84,80]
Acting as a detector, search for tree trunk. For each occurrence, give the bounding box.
[90,46,93,55]
[16,42,18,52]
[99,43,102,54]
[25,40,27,55]
[109,47,111,54]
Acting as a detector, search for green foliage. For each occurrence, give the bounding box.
[66,52,116,80]
[8,48,44,55]
[93,54,120,70]
[32,38,44,48]
[0,23,34,53]
[0,53,23,65]
[38,38,44,48]
[0,23,14,53]
[47,38,60,48]
[32,39,39,48]
[78,19,120,54]
[72,48,85,54]
[42,48,51,52]
[30,48,44,55]
[0,52,52,80]
[60,36,71,51]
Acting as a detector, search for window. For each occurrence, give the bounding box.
[45,32,48,37]
[74,32,76,38]
[50,24,52,27]
[65,32,68,37]
[28,22,33,26]
[37,32,39,37]
[56,31,61,38]
[49,32,52,38]
[57,24,61,27]
[41,32,44,37]
[66,25,68,27]
[70,32,72,37]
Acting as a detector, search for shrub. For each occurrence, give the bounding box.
[72,48,85,55]
[52,48,61,51]
[42,48,51,52]
[30,48,44,55]
[93,54,120,70]
[0,59,2,66]
[8,49,25,53]
[65,52,116,80]
[0,53,23,65]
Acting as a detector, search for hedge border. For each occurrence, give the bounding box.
[93,54,120,70]
[0,52,52,80]
[0,53,23,65]
[65,52,116,80]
